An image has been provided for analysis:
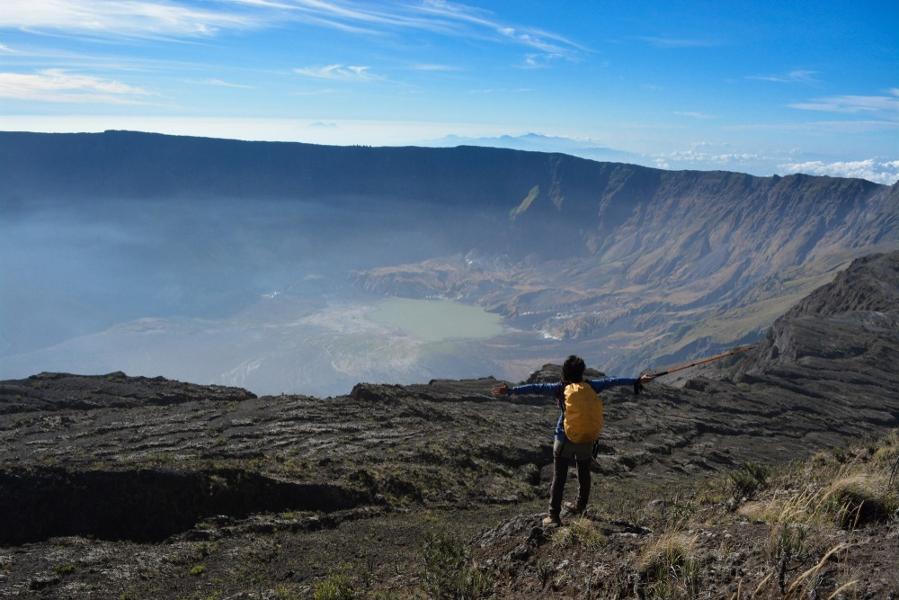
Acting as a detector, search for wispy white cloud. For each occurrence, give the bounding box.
[779,159,899,184]
[0,42,16,53]
[415,0,585,58]
[293,64,376,81]
[1,1,584,75]
[746,69,817,83]
[0,68,150,103]
[183,78,253,89]
[240,0,584,63]
[673,111,717,119]
[648,141,784,172]
[635,35,720,48]
[519,52,564,69]
[659,149,768,164]
[789,89,899,116]
[0,0,262,38]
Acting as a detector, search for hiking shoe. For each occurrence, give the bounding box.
[563,501,586,515]
[542,514,562,528]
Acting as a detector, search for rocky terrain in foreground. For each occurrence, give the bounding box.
[0,251,897,598]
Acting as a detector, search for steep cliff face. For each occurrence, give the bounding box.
[356,176,897,371]
[780,250,899,318]
[735,251,899,384]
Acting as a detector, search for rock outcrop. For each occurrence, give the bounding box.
[0,371,255,414]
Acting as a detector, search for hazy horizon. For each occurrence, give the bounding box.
[1,1,897,182]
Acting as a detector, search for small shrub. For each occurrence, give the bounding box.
[55,564,75,575]
[638,533,699,599]
[193,542,217,560]
[767,522,807,564]
[728,462,770,506]
[313,571,355,600]
[422,532,493,599]
[189,564,206,576]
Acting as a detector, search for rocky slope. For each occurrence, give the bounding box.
[0,251,897,598]
[474,432,899,599]
[0,371,255,415]
[357,177,899,374]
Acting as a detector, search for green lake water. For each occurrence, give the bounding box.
[369,298,504,342]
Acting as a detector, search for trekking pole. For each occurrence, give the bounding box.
[648,345,754,379]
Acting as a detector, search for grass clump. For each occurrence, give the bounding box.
[273,584,306,600]
[826,474,898,529]
[312,571,355,600]
[638,533,699,599]
[727,461,770,507]
[767,522,808,569]
[421,532,493,599]
[872,430,899,467]
[551,517,606,550]
[54,563,75,575]
[189,564,206,576]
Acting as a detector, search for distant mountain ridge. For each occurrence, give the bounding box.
[0,129,889,202]
[2,130,897,376]
[425,132,640,164]
[2,130,895,263]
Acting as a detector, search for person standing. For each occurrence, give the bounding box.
[493,355,654,526]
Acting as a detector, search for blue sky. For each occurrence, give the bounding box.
[1,0,897,182]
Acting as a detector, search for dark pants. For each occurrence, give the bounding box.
[549,437,592,517]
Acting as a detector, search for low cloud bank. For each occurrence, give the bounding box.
[779,159,899,185]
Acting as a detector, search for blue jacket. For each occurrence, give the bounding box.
[509,378,637,441]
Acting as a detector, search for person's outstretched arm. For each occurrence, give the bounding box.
[587,373,655,393]
[491,382,562,397]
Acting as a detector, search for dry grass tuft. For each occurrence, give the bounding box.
[825,474,897,529]
[639,533,699,599]
[551,517,606,550]
[872,430,899,466]
[785,542,850,597]
[767,522,808,565]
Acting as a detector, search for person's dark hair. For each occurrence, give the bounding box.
[562,355,586,383]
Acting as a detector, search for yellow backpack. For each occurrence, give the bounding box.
[562,382,603,444]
